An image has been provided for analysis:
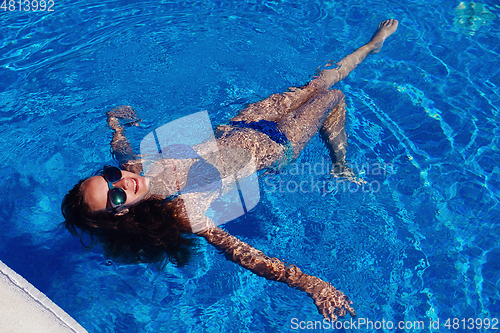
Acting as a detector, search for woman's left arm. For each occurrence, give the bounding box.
[197,226,356,321]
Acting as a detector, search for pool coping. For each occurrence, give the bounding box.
[0,259,88,333]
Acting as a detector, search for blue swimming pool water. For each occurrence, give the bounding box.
[1,0,499,332]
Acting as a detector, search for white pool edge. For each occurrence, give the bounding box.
[0,260,88,333]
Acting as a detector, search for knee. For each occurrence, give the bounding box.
[316,89,344,107]
[327,89,345,101]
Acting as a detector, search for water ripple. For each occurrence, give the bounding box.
[1,0,500,330]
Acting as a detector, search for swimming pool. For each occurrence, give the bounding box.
[1,0,499,331]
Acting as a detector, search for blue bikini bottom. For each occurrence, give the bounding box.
[229,120,289,145]
[229,119,293,169]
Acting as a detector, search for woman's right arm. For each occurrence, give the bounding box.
[197,226,356,321]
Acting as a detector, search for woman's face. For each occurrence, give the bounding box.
[83,170,150,212]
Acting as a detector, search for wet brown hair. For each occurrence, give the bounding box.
[61,177,199,269]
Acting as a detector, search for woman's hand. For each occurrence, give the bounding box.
[285,265,356,321]
[107,105,142,128]
[305,277,356,321]
[106,105,141,169]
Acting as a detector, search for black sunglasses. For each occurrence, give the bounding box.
[102,166,127,211]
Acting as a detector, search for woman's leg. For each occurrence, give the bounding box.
[277,90,363,183]
[229,86,317,123]
[320,99,347,168]
[308,19,399,90]
[319,100,365,183]
[218,20,399,170]
[216,91,344,170]
[230,19,399,123]
[216,91,346,173]
[277,90,344,160]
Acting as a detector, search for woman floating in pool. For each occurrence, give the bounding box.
[62,19,398,321]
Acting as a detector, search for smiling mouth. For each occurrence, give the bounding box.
[132,178,138,194]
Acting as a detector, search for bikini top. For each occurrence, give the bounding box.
[143,143,260,230]
[143,143,255,199]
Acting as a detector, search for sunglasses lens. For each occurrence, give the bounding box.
[110,188,126,206]
[104,166,122,183]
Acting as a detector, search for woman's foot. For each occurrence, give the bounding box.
[330,164,367,185]
[367,19,399,54]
